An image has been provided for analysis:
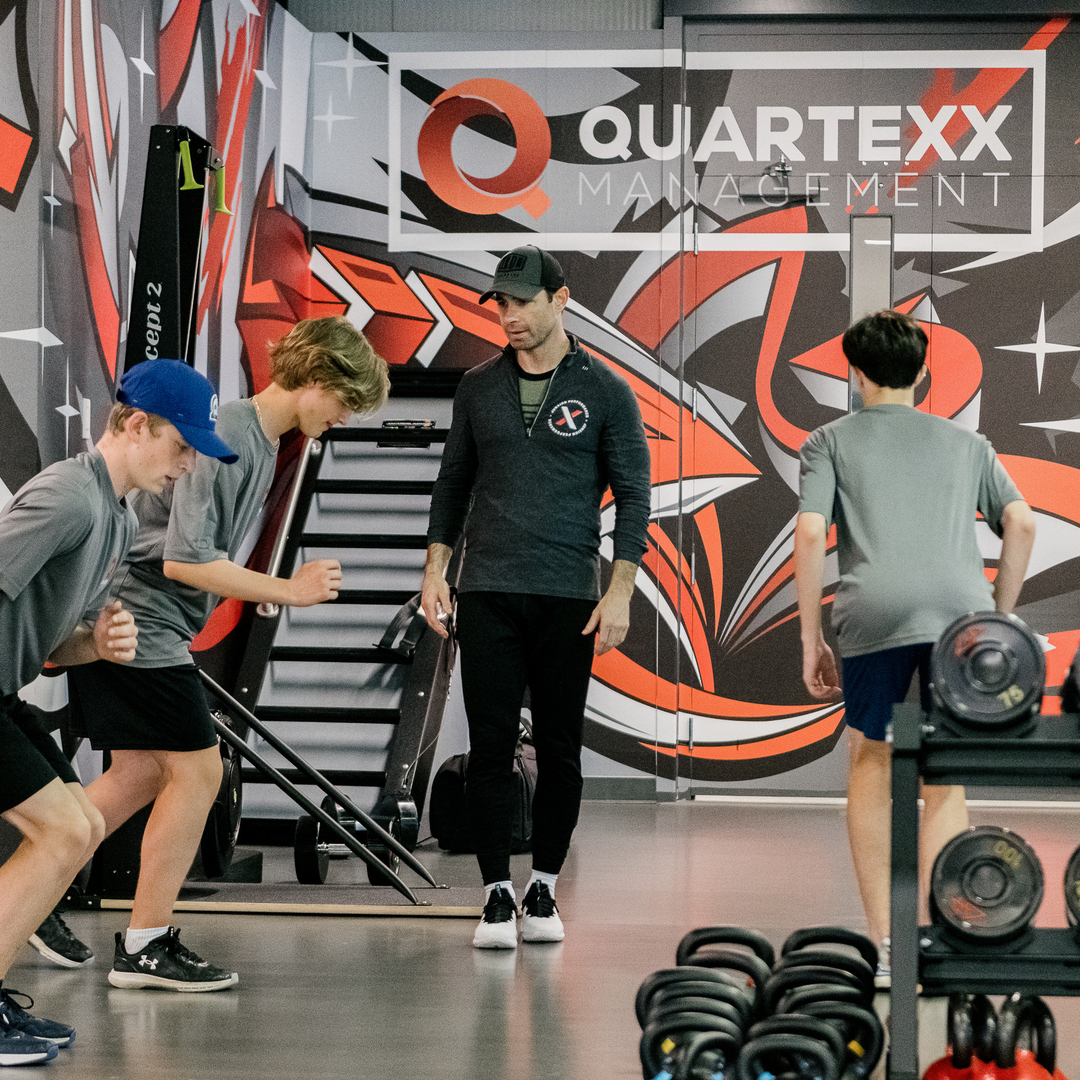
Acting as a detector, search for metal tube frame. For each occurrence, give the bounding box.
[199,671,443,891]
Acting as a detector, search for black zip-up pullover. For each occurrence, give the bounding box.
[427,335,652,600]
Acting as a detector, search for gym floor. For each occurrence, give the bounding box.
[8,799,1080,1079]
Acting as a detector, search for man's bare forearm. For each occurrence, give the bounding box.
[604,559,638,601]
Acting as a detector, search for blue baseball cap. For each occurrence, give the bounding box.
[117,358,238,463]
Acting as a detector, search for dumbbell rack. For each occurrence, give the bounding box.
[889,702,1080,1080]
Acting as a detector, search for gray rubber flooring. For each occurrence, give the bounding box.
[7,800,1080,1079]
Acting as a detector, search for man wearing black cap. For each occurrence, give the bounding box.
[66,316,388,990]
[423,246,651,949]
[0,357,232,1063]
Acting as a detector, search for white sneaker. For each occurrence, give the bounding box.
[473,886,518,949]
[521,881,564,943]
[875,937,891,990]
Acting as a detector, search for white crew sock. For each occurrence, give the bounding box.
[125,925,169,954]
[484,881,515,903]
[528,869,558,896]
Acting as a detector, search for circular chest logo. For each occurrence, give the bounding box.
[547,399,589,437]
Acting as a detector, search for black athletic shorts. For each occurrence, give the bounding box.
[68,661,218,753]
[0,694,79,814]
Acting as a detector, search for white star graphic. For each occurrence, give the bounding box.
[128,11,155,121]
[318,35,377,100]
[995,303,1080,393]
[314,93,355,142]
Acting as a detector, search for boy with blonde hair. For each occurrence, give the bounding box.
[67,318,389,990]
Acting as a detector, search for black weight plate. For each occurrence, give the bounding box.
[1062,642,1080,715]
[1064,844,1080,928]
[930,826,1043,942]
[931,613,1045,730]
[293,814,329,884]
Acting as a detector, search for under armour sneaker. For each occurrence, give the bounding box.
[29,909,94,968]
[0,987,74,1047]
[108,929,238,992]
[521,881,565,943]
[472,886,518,950]
[0,1029,57,1067]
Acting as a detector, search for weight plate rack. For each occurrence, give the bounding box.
[889,703,1080,1080]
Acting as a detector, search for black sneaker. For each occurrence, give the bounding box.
[0,1029,57,1067]
[472,886,518,950]
[108,929,238,992]
[29,909,94,968]
[521,881,565,943]
[0,987,74,1047]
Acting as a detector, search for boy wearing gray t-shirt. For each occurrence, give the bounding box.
[67,316,389,992]
[794,310,1036,981]
[0,358,233,1064]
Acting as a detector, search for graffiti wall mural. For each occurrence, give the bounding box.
[3,5,1080,787]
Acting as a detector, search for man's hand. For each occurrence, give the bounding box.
[421,573,452,638]
[582,591,631,656]
[421,543,454,638]
[286,559,342,606]
[802,635,842,700]
[94,601,138,663]
[582,560,638,656]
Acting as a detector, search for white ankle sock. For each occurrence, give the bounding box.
[125,925,169,954]
[528,869,558,895]
[484,881,515,903]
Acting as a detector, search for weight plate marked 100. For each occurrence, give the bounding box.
[931,612,1045,731]
[930,826,1043,943]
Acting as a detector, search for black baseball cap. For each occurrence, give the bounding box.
[479,246,565,304]
[117,358,238,463]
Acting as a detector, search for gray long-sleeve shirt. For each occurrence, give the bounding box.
[427,336,652,601]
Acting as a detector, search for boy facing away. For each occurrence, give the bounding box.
[794,309,1036,980]
[0,358,233,1063]
[66,316,389,991]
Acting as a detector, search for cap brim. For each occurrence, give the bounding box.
[478,281,544,305]
[173,420,239,463]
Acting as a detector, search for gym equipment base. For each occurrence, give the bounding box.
[889,703,1080,1080]
[77,881,481,918]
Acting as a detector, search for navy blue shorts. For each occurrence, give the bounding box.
[841,643,934,742]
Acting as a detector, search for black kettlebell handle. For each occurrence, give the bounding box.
[778,948,876,999]
[971,995,998,1065]
[799,1000,886,1078]
[647,997,744,1032]
[777,984,866,1013]
[676,926,776,969]
[781,927,879,971]
[748,1014,848,1067]
[671,1030,742,1080]
[640,1014,744,1079]
[948,995,976,1069]
[761,965,870,1015]
[635,968,754,1029]
[677,946,772,1016]
[736,1033,840,1080]
[996,994,1056,1074]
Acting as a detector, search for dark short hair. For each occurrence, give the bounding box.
[841,310,928,389]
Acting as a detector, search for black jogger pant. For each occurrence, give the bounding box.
[455,591,596,885]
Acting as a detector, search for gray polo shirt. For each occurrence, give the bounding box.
[0,450,137,695]
[116,400,277,667]
[799,404,1024,658]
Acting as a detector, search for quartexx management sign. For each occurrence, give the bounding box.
[388,47,1044,253]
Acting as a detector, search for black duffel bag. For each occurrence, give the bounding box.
[429,726,536,853]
